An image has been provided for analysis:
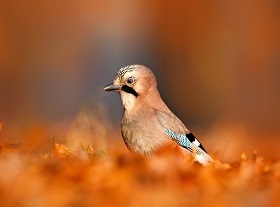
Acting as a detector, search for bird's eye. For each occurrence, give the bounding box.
[126,77,135,84]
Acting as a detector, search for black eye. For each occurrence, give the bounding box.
[126,77,135,84]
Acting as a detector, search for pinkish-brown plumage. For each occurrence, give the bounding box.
[104,64,213,165]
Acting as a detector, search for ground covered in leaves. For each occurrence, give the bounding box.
[0,139,280,207]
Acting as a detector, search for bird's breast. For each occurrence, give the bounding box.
[121,111,170,156]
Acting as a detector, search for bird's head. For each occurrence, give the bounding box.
[104,64,158,110]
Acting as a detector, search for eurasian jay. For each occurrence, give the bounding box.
[104,64,213,165]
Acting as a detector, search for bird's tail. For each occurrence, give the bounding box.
[189,143,214,166]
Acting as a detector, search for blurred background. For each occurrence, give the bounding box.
[0,0,279,161]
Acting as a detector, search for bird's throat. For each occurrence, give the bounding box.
[120,91,137,112]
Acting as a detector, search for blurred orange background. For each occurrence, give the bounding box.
[0,0,279,161]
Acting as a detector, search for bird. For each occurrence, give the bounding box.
[104,64,213,165]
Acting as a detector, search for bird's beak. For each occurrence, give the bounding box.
[104,83,121,91]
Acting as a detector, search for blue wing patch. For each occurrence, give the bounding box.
[164,129,207,153]
[164,129,191,150]
[164,128,213,165]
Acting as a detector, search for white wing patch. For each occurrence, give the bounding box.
[193,139,201,147]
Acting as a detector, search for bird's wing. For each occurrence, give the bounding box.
[154,110,213,165]
[163,128,214,166]
[154,110,188,134]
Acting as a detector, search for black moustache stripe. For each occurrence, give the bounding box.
[121,85,138,97]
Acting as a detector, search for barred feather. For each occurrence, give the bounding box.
[164,128,213,165]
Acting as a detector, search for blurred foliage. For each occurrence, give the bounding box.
[0,0,279,130]
[0,138,279,207]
